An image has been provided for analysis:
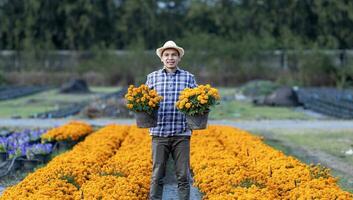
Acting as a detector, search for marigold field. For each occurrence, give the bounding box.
[1,124,352,200]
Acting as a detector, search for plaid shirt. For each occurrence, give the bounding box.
[145,67,197,137]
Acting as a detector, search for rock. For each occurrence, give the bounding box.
[80,97,133,118]
[252,96,266,105]
[256,87,299,106]
[241,80,280,98]
[59,79,90,94]
[82,107,102,119]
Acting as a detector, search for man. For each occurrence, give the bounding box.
[145,41,197,200]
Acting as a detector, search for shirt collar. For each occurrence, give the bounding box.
[161,67,181,74]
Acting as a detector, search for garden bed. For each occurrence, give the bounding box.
[0,87,122,118]
[0,121,93,183]
[0,86,50,101]
[1,124,351,199]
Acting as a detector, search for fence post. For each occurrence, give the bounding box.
[280,50,288,70]
[339,49,347,68]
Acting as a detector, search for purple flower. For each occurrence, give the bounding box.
[20,144,28,156]
[8,143,28,158]
[26,143,52,159]
[6,138,20,150]
[3,128,49,157]
[6,131,31,149]
[7,149,16,158]
[29,130,42,141]
[22,129,31,135]
[8,133,26,145]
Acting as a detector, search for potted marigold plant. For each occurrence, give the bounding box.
[176,84,220,129]
[125,84,163,128]
[41,121,92,151]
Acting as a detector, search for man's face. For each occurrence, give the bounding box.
[161,48,180,70]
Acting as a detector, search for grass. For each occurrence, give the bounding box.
[0,86,313,120]
[252,129,353,193]
[209,87,313,120]
[285,131,353,165]
[263,129,353,166]
[209,100,312,120]
[0,87,121,118]
[331,170,353,193]
[217,87,238,97]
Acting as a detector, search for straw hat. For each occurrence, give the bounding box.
[156,41,184,58]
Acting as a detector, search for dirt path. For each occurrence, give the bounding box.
[163,158,202,199]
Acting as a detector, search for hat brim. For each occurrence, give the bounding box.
[156,47,184,58]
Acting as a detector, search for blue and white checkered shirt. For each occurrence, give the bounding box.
[145,67,197,137]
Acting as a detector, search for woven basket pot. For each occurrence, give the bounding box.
[186,111,209,130]
[135,111,157,128]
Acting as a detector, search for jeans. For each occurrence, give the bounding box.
[149,136,191,200]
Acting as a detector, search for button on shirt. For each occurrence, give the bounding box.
[145,67,197,137]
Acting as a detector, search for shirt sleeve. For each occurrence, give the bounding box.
[190,75,198,88]
[145,74,153,89]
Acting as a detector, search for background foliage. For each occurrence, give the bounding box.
[0,0,353,87]
[2,0,353,50]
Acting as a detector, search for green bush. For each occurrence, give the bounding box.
[3,48,351,88]
[335,63,353,89]
[240,80,280,97]
[298,53,337,86]
[77,49,159,86]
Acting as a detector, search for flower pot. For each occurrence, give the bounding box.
[134,111,157,128]
[186,112,209,130]
[58,140,77,152]
[29,138,41,145]
[12,158,22,170]
[22,159,40,170]
[46,141,58,153]
[0,152,7,162]
[34,154,50,163]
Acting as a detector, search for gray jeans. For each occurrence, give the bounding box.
[149,136,191,200]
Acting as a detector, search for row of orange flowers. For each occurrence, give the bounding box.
[2,124,352,199]
[80,126,152,199]
[41,121,93,142]
[191,126,353,199]
[1,124,129,199]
